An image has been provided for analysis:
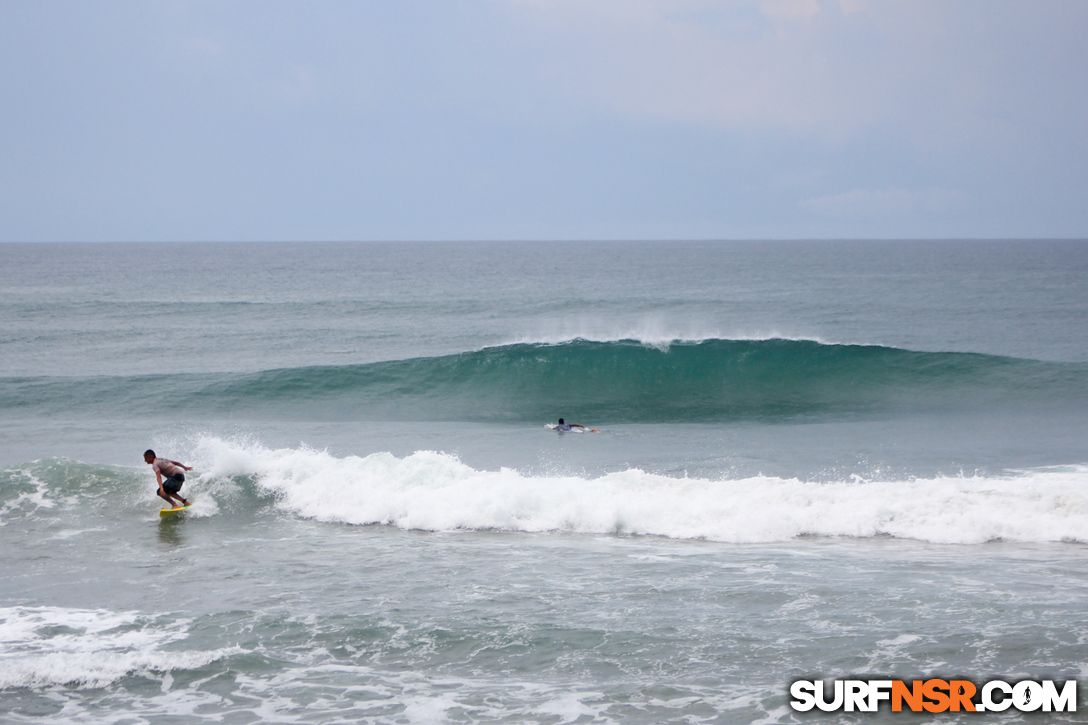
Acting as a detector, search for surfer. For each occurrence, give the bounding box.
[555,418,586,432]
[144,449,192,509]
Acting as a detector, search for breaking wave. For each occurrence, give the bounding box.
[2,339,1085,423]
[6,441,1088,545]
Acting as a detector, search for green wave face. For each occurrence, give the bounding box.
[212,338,1088,422]
[6,338,1081,423]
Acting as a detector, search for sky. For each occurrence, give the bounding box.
[1,0,1086,242]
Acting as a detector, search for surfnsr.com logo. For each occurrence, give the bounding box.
[789,679,1077,713]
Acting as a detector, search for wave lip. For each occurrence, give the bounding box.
[5,338,1084,423]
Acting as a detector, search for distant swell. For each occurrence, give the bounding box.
[2,339,1085,423]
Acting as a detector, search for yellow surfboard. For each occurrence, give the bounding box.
[159,504,192,517]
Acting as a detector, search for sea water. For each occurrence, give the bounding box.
[1,240,1087,723]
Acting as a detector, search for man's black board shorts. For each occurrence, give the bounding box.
[162,474,185,494]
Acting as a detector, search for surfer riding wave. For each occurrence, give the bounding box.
[144,449,192,509]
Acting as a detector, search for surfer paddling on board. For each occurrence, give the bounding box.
[144,450,192,509]
[554,418,599,432]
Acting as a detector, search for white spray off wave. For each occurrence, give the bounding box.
[504,326,835,349]
[197,439,1088,545]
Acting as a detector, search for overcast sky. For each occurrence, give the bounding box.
[2,1,1086,241]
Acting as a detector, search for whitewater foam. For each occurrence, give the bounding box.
[0,469,55,526]
[0,607,240,689]
[192,438,1088,545]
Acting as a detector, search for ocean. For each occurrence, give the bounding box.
[1,240,1087,723]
